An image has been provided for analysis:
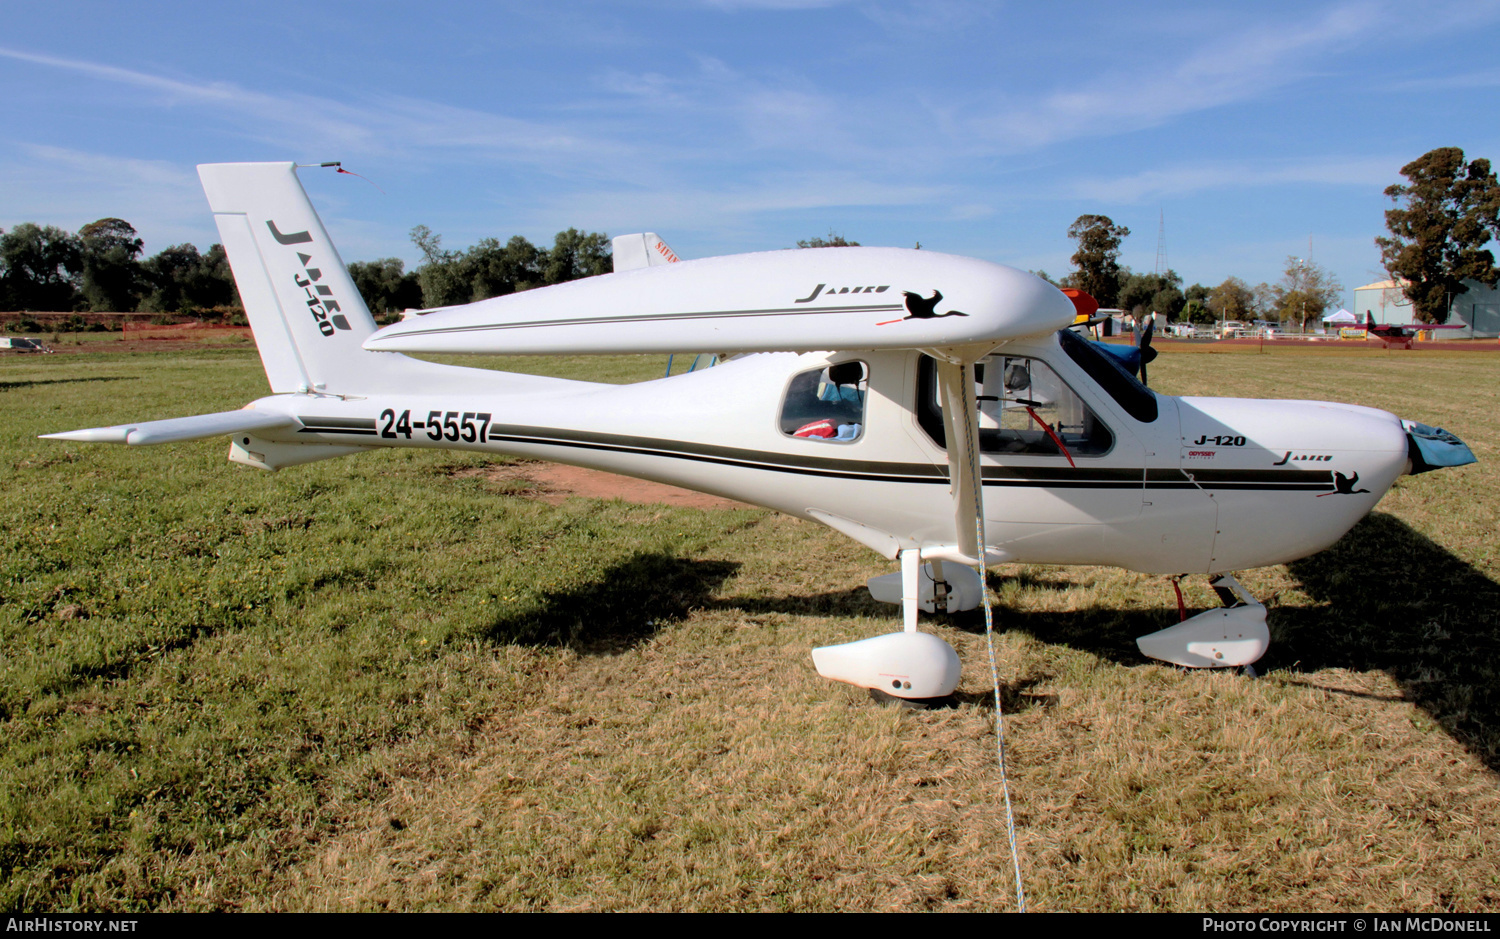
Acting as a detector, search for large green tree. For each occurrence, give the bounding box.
[797,231,860,248]
[541,228,611,284]
[77,218,145,312]
[1066,215,1130,308]
[347,258,423,318]
[409,225,471,308]
[1181,283,1212,325]
[1118,269,1184,320]
[469,236,543,298]
[140,243,241,315]
[1273,257,1342,330]
[1376,147,1500,323]
[410,226,611,309]
[1207,276,1255,322]
[140,243,202,313]
[0,223,81,311]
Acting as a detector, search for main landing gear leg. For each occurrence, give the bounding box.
[1135,573,1270,669]
[810,548,963,700]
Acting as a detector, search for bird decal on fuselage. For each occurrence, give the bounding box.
[1317,471,1372,497]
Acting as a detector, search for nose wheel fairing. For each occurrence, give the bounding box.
[810,631,963,699]
[1136,574,1269,668]
[813,547,970,700]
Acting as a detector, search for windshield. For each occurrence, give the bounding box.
[916,354,1114,457]
[1056,329,1158,423]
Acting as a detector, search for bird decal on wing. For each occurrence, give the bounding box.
[877,289,970,326]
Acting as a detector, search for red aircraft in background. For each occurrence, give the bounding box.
[1357,311,1466,348]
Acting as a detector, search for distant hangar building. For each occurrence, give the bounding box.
[1354,278,1500,338]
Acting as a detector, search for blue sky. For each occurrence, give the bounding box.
[3,0,1498,306]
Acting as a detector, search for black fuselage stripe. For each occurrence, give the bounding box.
[485,433,931,483]
[481,430,1333,491]
[289,421,1333,490]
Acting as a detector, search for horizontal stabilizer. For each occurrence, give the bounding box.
[41,409,296,446]
[365,248,1074,356]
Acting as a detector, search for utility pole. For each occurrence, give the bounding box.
[1154,209,1168,276]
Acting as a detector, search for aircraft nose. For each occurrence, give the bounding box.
[1402,420,1477,475]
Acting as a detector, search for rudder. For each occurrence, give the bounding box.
[198,162,380,394]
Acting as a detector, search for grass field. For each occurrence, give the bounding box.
[1,344,1497,912]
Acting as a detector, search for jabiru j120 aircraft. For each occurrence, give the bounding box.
[44,162,1477,701]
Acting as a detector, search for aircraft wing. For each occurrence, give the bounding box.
[1362,312,1466,332]
[41,408,297,446]
[1362,323,1466,331]
[364,248,1074,356]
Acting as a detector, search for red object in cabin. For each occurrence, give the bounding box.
[794,420,837,438]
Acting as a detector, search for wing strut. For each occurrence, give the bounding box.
[935,358,983,562]
[929,345,1008,566]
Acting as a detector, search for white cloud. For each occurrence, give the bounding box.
[0,46,635,172]
[861,0,997,35]
[1068,156,1401,203]
[0,145,213,250]
[529,174,944,236]
[966,3,1389,151]
[1385,67,1500,91]
[696,0,854,10]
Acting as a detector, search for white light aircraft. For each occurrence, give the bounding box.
[44,163,1477,701]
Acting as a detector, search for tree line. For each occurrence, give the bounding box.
[0,218,615,325]
[1052,147,1499,327]
[0,219,239,320]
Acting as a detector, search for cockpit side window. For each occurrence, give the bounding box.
[780,360,868,442]
[917,354,1114,457]
[1056,328,1159,423]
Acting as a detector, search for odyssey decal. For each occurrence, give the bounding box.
[1317,471,1372,497]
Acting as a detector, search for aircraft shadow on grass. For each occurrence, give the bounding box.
[1279,512,1500,772]
[487,551,1064,713]
[945,512,1499,771]
[482,553,740,655]
[0,376,134,393]
[483,515,1499,768]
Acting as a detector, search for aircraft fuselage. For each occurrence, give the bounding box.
[232,331,1410,576]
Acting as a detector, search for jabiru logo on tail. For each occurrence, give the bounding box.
[266,220,351,336]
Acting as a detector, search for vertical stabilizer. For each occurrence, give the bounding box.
[198,162,379,394]
[610,232,682,272]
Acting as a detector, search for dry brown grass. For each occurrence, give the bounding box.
[249,535,1500,911]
